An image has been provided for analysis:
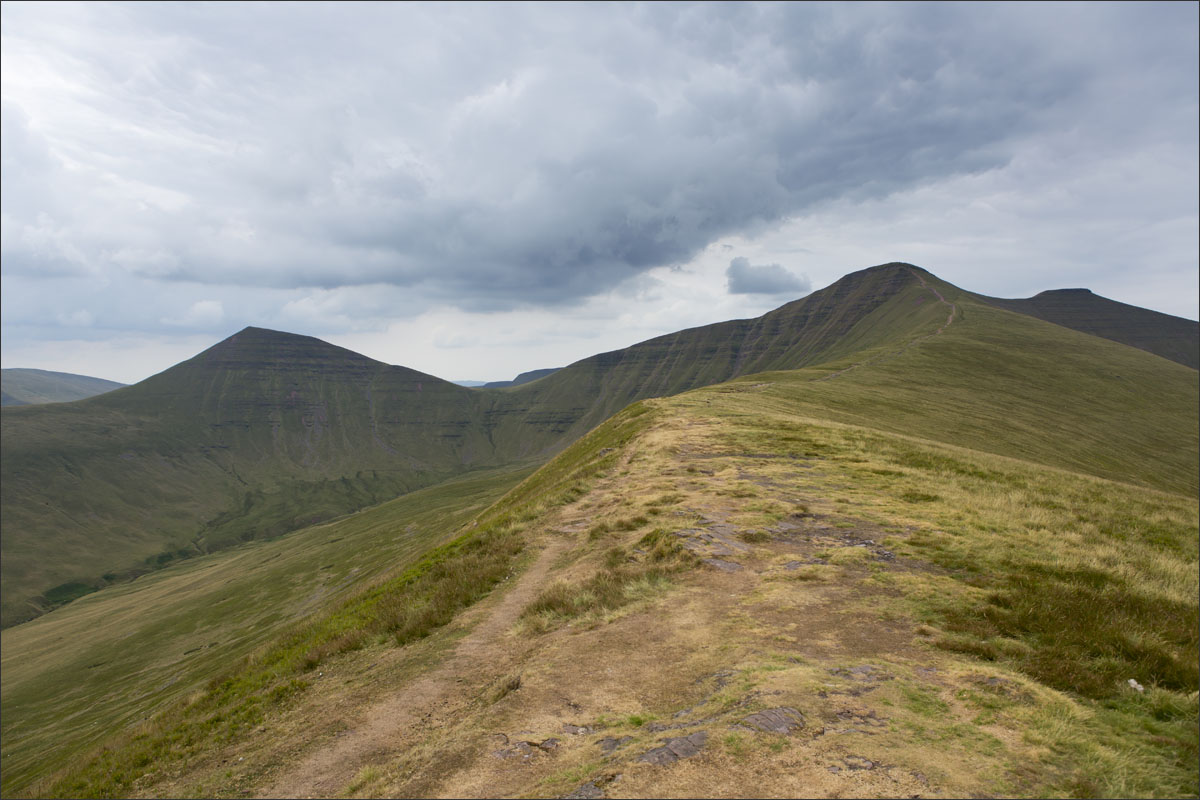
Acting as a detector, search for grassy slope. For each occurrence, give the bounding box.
[21,404,653,799]
[733,277,1198,496]
[0,369,126,406]
[0,463,533,797]
[978,288,1200,370]
[491,263,936,446]
[17,268,1197,798]
[0,329,505,627]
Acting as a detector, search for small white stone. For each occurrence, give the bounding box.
[1127,678,1144,693]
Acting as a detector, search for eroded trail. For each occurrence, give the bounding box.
[257,532,574,799]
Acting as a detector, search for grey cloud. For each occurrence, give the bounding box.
[726,257,811,296]
[1,2,1197,327]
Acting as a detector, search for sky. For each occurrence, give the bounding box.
[2,2,1197,385]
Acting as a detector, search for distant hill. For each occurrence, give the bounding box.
[481,367,562,388]
[3,262,1196,628]
[978,287,1199,369]
[1,368,125,406]
[0,329,498,626]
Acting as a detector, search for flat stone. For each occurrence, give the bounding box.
[537,737,562,751]
[702,558,743,572]
[741,707,805,735]
[597,735,634,754]
[829,665,891,681]
[563,723,594,735]
[637,730,709,765]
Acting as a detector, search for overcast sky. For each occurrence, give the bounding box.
[2,1,1196,384]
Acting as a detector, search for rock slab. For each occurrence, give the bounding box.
[741,707,805,734]
[637,730,709,765]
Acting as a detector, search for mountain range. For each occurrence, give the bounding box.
[2,263,1196,629]
[1,262,1197,798]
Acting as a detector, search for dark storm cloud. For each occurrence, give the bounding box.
[726,257,811,296]
[2,2,1197,317]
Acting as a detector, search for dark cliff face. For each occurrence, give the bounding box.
[978,290,1199,370]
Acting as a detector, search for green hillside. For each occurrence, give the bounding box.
[10,277,1194,796]
[0,464,533,797]
[0,330,505,627]
[979,287,1199,369]
[3,263,1196,632]
[1,369,125,406]
[496,263,939,441]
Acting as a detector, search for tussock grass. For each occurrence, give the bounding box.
[488,673,522,704]
[521,528,696,632]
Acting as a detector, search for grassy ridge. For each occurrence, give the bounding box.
[2,266,943,627]
[978,288,1199,369]
[725,287,1198,496]
[1,369,126,406]
[666,386,1197,797]
[0,464,532,798]
[25,403,656,799]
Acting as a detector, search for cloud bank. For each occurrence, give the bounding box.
[726,257,810,295]
[1,2,1196,381]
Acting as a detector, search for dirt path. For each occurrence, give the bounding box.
[814,267,958,383]
[911,268,958,334]
[257,533,573,799]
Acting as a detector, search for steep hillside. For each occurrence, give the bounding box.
[0,463,534,798]
[481,368,562,388]
[0,329,502,627]
[978,288,1199,369]
[1,369,125,406]
[494,263,937,442]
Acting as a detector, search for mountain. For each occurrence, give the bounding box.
[1,369,125,406]
[4,259,1195,798]
[3,263,1196,630]
[0,328,498,627]
[481,367,562,388]
[977,287,1200,368]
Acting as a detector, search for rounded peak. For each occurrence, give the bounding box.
[190,326,382,371]
[868,261,922,271]
[831,261,929,290]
